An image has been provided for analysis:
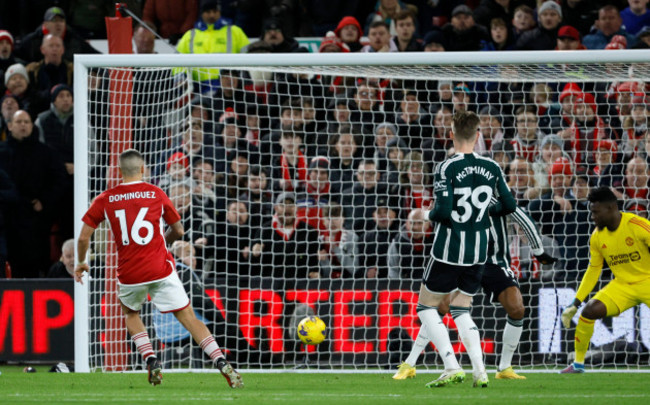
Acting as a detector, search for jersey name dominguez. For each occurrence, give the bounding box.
[429,153,516,266]
[82,181,181,285]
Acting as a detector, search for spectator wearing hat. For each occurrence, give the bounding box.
[342,159,391,233]
[360,194,399,278]
[334,16,364,52]
[159,151,193,193]
[593,139,624,191]
[390,10,422,52]
[361,21,398,52]
[621,0,650,36]
[0,30,25,94]
[37,83,76,245]
[318,202,359,278]
[0,110,67,278]
[249,191,321,279]
[633,25,650,48]
[516,1,562,50]
[555,82,581,135]
[0,94,20,142]
[26,34,73,115]
[387,208,433,280]
[442,5,490,51]
[556,25,585,50]
[583,5,636,49]
[260,18,306,53]
[481,17,516,51]
[568,92,611,171]
[319,31,350,53]
[421,29,446,51]
[620,92,649,158]
[4,63,39,119]
[177,0,250,93]
[143,0,198,44]
[16,7,98,64]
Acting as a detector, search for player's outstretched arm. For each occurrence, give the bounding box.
[165,221,185,244]
[75,224,95,284]
[510,207,557,264]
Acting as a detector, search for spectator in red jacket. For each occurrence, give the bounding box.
[335,16,364,52]
[143,0,198,44]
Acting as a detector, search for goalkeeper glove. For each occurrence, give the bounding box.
[535,252,557,265]
[561,299,581,328]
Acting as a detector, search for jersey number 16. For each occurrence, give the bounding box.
[115,208,154,246]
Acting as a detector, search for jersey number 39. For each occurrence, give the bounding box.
[451,186,492,223]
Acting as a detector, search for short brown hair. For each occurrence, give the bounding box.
[452,110,480,141]
[514,5,534,18]
[490,18,507,29]
[394,9,416,24]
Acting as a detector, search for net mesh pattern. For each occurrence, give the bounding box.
[82,59,650,371]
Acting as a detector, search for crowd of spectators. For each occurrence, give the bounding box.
[0,0,649,282]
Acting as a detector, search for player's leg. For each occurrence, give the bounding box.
[118,284,163,386]
[420,260,465,388]
[561,280,634,373]
[452,264,488,388]
[393,296,450,380]
[496,286,526,379]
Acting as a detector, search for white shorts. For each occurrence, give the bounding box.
[118,271,190,313]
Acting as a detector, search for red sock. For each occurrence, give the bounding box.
[132,332,155,362]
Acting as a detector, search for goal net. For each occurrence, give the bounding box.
[74,51,650,372]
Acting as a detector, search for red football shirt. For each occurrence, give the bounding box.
[82,181,182,284]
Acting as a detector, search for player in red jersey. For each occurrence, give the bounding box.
[75,149,243,388]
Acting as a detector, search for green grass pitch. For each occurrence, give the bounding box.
[1,366,649,404]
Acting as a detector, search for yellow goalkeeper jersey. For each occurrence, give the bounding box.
[576,212,650,302]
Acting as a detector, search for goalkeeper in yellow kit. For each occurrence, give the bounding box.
[560,186,650,373]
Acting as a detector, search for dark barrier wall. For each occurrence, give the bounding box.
[1,279,647,365]
[0,279,75,362]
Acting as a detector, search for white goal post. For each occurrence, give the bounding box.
[74,50,650,373]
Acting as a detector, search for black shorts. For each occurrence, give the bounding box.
[481,262,519,303]
[422,258,484,296]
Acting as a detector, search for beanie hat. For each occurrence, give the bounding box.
[309,156,330,170]
[559,82,581,103]
[335,16,362,39]
[319,31,350,53]
[549,156,573,178]
[576,92,597,113]
[167,152,189,171]
[596,139,618,161]
[200,0,220,12]
[4,63,28,86]
[611,35,628,48]
[51,83,72,102]
[605,41,625,50]
[538,1,562,19]
[557,26,580,41]
[540,134,564,150]
[0,30,14,49]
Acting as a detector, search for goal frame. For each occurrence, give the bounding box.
[73,50,650,373]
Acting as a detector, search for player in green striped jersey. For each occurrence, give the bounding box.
[394,204,556,381]
[416,111,517,389]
